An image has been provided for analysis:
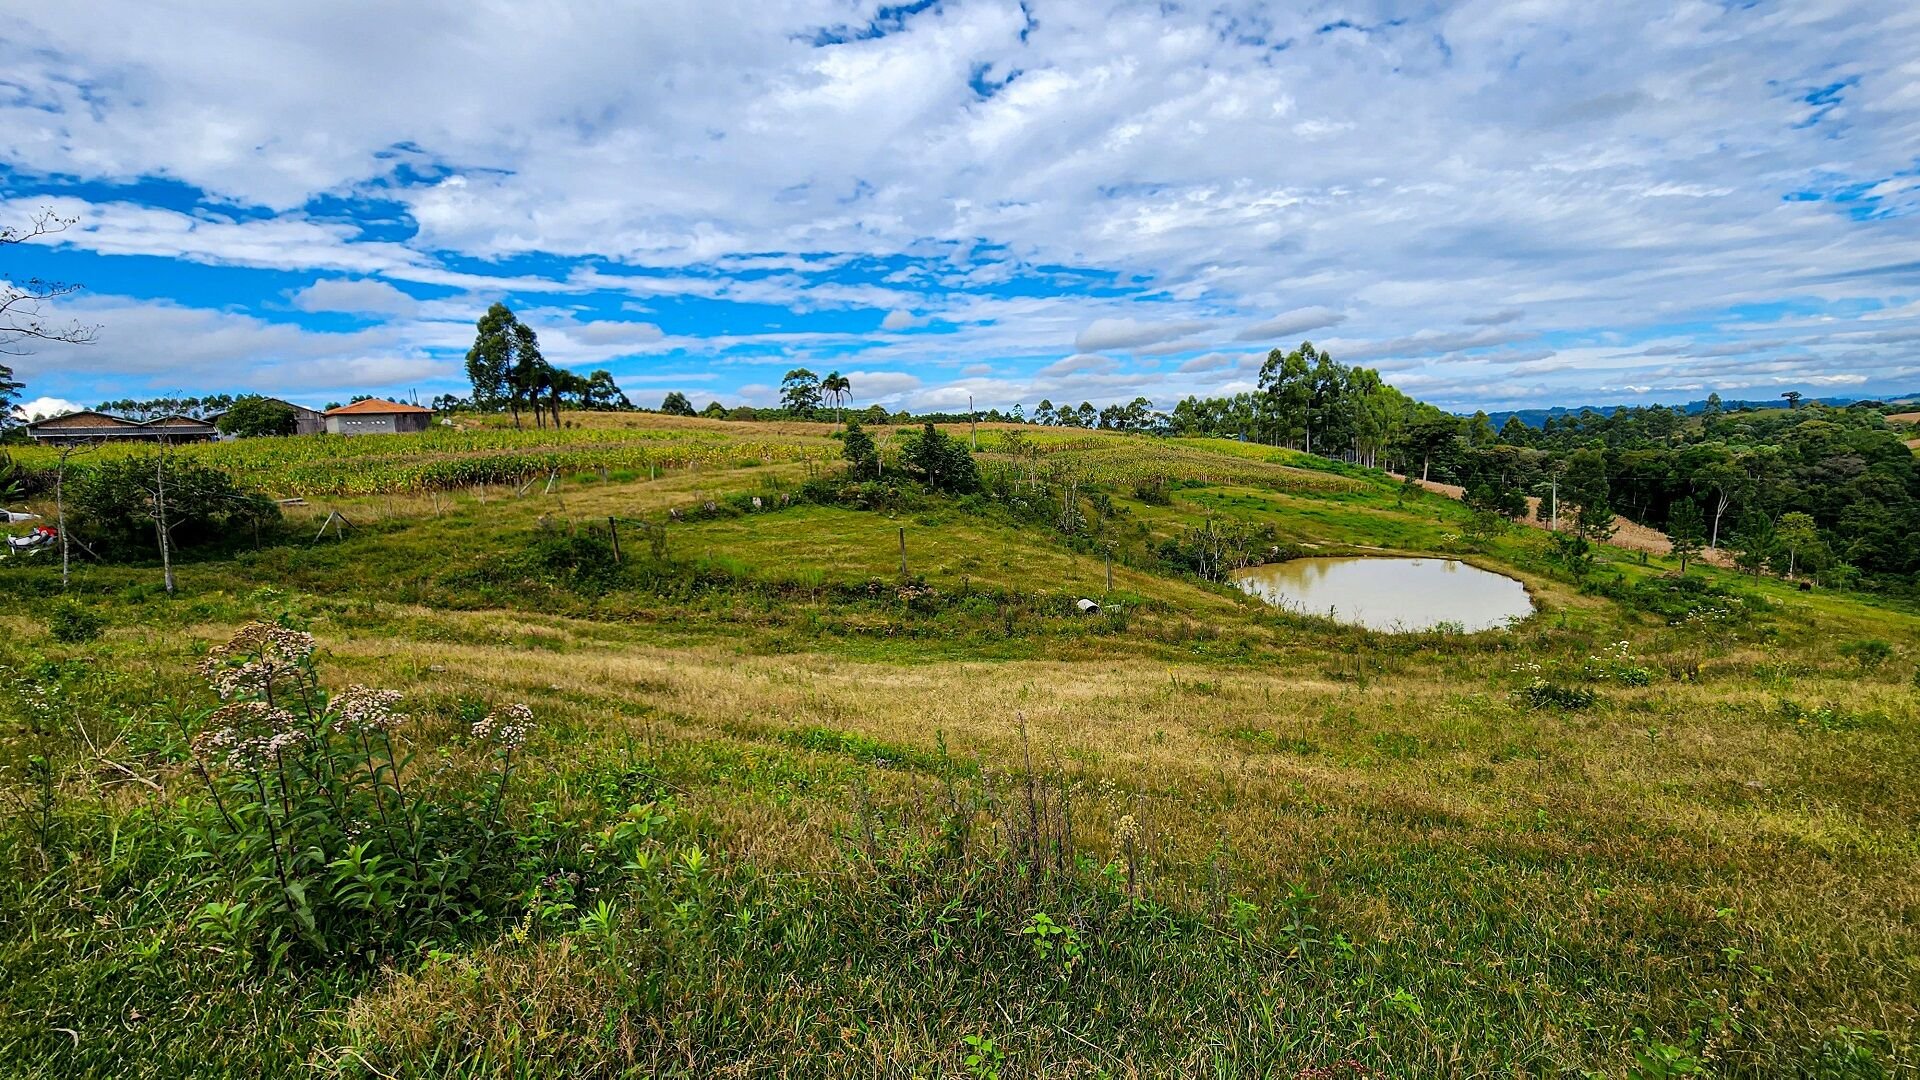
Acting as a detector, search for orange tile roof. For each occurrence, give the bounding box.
[324,398,431,416]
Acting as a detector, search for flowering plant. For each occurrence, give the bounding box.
[186,622,537,968]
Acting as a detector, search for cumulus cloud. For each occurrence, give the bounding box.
[6,1,1920,410]
[291,278,420,317]
[13,396,83,421]
[8,295,451,401]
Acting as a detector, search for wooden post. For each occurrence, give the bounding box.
[608,517,622,563]
[969,393,978,450]
[898,527,908,578]
[1105,551,1113,595]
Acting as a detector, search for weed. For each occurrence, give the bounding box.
[45,599,104,644]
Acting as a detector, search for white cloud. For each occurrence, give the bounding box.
[290,278,420,317]
[564,320,666,347]
[6,0,1920,409]
[1074,318,1214,353]
[8,295,451,402]
[1234,306,1347,343]
[13,396,83,421]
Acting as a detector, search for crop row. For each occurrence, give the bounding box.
[13,432,838,497]
[977,431,1355,492]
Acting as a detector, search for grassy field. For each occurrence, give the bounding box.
[1,415,1916,1077]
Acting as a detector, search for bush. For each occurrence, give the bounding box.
[1131,477,1172,505]
[68,455,281,559]
[47,600,105,643]
[525,533,624,593]
[1838,638,1894,671]
[899,423,979,494]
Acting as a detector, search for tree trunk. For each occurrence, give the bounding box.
[155,454,174,596]
[56,459,69,590]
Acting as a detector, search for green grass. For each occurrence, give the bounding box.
[2,416,1916,1077]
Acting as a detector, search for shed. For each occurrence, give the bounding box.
[323,398,432,435]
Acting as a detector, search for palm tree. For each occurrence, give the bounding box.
[822,371,852,420]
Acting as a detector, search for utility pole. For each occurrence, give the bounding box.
[898,527,908,578]
[1548,477,1558,532]
[969,394,978,450]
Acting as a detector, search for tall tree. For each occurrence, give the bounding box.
[1257,345,1312,448]
[511,322,550,429]
[1667,499,1706,576]
[465,303,520,421]
[585,370,633,411]
[780,369,822,417]
[821,371,852,419]
[1776,511,1820,579]
[660,391,695,416]
[1562,447,1614,535]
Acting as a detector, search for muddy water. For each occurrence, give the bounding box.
[1231,557,1532,632]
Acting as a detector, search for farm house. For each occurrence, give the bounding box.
[323,398,433,435]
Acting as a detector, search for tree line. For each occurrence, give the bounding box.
[461,303,634,426]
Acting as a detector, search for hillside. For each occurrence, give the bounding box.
[2,415,1916,1077]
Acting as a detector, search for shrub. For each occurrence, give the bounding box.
[46,600,104,643]
[68,455,281,559]
[899,423,980,494]
[1131,477,1172,505]
[525,534,624,593]
[1838,638,1894,671]
[840,420,880,480]
[185,623,541,967]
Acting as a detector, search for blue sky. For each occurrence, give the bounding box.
[3,0,1919,419]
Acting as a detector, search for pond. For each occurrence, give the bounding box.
[1231,556,1533,632]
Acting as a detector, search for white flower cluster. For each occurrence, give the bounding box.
[191,701,307,771]
[199,623,317,700]
[472,703,534,750]
[330,685,406,735]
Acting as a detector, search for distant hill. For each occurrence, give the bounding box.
[1483,392,1920,429]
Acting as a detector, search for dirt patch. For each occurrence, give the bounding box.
[1393,474,1731,565]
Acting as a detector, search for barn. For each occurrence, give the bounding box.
[24,410,220,445]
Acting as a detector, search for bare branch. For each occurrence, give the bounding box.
[2,208,100,352]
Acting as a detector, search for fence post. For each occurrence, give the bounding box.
[1106,551,1113,595]
[898,527,908,578]
[608,517,622,563]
